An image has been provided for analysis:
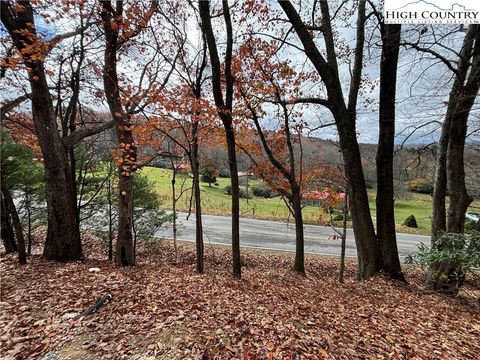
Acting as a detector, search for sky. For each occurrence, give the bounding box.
[1,0,478,146]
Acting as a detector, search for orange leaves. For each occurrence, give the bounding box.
[305,189,345,207]
[119,142,132,149]
[2,112,42,159]
[110,20,119,31]
[117,1,158,43]
[17,36,47,64]
[234,38,318,105]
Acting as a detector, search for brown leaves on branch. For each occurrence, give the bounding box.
[1,232,479,359]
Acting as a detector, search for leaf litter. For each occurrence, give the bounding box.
[1,230,479,359]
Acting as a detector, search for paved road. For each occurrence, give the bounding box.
[155,212,430,259]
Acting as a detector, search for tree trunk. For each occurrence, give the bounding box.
[25,184,32,255]
[192,133,204,273]
[101,1,137,266]
[337,114,380,279]
[171,164,178,264]
[1,176,27,264]
[225,127,241,278]
[427,25,480,293]
[339,192,348,284]
[199,0,241,277]
[107,176,113,261]
[446,27,480,233]
[1,1,82,262]
[43,159,81,261]
[115,175,135,266]
[432,25,479,238]
[291,187,305,274]
[376,24,404,281]
[431,122,449,237]
[1,190,17,253]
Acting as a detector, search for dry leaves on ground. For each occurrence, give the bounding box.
[1,231,479,359]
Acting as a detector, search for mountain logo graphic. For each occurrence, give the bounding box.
[384,0,480,24]
[391,1,475,12]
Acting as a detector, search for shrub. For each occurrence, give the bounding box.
[201,172,217,186]
[405,231,480,295]
[224,185,252,199]
[415,183,434,194]
[465,220,477,232]
[251,184,277,198]
[200,158,219,186]
[403,214,418,228]
[407,178,434,194]
[332,214,351,221]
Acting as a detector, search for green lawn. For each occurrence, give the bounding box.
[141,167,321,223]
[368,191,434,235]
[140,166,478,235]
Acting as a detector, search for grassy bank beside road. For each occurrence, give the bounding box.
[140,166,479,236]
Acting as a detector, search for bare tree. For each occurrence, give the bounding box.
[431,25,480,235]
[376,22,405,281]
[278,0,380,279]
[199,0,241,277]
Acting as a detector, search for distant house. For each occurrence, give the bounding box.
[174,162,190,174]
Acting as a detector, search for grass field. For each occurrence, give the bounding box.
[140,166,479,235]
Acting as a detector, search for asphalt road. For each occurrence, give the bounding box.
[155,212,430,259]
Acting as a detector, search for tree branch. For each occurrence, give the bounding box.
[1,93,32,121]
[64,120,115,148]
[290,97,330,108]
[347,0,366,113]
[401,41,458,75]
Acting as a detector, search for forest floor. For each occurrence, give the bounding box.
[1,231,479,360]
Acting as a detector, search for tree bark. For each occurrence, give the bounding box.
[376,24,404,281]
[338,122,379,279]
[115,175,135,266]
[1,1,82,261]
[339,192,348,284]
[432,25,479,237]
[1,190,17,253]
[446,26,480,233]
[191,128,204,273]
[291,187,305,274]
[1,176,27,264]
[225,126,241,277]
[171,162,178,264]
[431,122,449,237]
[199,0,241,277]
[427,25,480,293]
[101,0,137,266]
